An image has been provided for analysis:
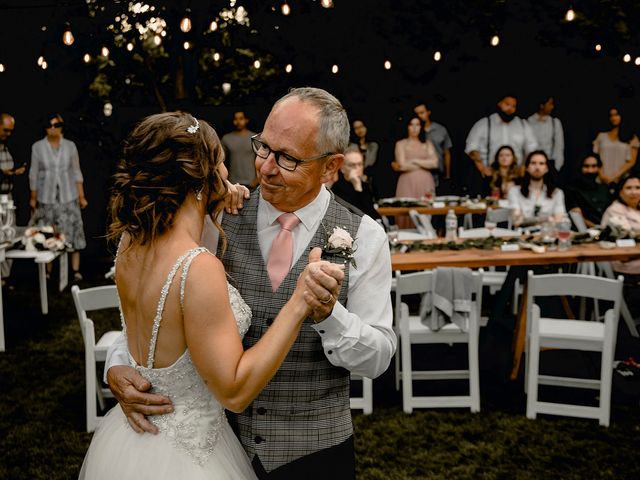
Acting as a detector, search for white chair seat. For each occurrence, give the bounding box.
[95,330,123,360]
[406,315,469,339]
[539,318,605,346]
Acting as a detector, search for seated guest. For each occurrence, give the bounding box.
[508,150,566,227]
[330,145,380,220]
[601,173,640,318]
[350,118,379,182]
[565,153,613,228]
[485,145,520,199]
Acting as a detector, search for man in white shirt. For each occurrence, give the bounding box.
[465,94,538,177]
[104,88,396,480]
[527,96,565,173]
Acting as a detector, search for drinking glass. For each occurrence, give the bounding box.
[485,220,497,236]
[387,225,400,248]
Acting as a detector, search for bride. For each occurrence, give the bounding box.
[79,112,344,479]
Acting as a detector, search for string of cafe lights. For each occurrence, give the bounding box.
[1,3,639,76]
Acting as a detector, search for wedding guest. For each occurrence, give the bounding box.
[392,115,437,228]
[106,88,396,480]
[485,145,520,199]
[601,174,640,317]
[592,106,640,185]
[80,111,344,479]
[222,110,258,188]
[29,113,87,281]
[413,100,453,182]
[330,145,380,220]
[350,118,379,181]
[565,153,613,228]
[527,96,565,173]
[508,150,566,228]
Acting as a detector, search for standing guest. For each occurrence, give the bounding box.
[350,118,379,180]
[330,145,380,220]
[29,113,87,281]
[508,150,566,228]
[105,87,396,480]
[527,96,565,173]
[465,94,538,194]
[592,106,640,185]
[222,110,257,188]
[0,113,26,283]
[601,174,640,317]
[413,100,453,182]
[565,153,613,228]
[485,145,520,199]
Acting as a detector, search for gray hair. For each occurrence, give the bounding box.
[274,87,349,154]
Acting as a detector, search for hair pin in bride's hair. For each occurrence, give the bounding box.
[187,117,200,134]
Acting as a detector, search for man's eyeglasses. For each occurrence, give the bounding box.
[47,122,64,129]
[250,134,334,172]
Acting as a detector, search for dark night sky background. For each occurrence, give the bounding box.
[1,0,640,257]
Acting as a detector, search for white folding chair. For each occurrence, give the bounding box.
[408,209,437,239]
[395,269,483,413]
[350,374,373,414]
[524,271,623,427]
[71,284,122,432]
[486,207,513,229]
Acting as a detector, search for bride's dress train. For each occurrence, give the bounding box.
[79,247,257,479]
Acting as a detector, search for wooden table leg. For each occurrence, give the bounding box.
[511,283,527,380]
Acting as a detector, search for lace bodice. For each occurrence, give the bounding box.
[121,247,252,466]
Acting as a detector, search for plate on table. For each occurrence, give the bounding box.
[434,195,460,203]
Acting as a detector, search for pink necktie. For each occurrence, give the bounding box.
[267,213,300,291]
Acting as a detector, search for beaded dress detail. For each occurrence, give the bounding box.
[79,246,256,479]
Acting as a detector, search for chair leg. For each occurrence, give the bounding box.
[394,337,401,391]
[526,332,540,420]
[599,325,616,427]
[401,330,413,414]
[362,377,373,415]
[468,328,481,413]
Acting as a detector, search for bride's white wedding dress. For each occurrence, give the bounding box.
[79,247,257,479]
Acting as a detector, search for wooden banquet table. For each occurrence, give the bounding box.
[377,205,491,217]
[391,242,640,380]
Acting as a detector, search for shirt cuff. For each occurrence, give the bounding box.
[310,301,353,345]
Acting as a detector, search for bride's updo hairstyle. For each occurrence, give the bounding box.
[107,111,228,246]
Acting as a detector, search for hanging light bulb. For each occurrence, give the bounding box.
[183,41,191,50]
[41,60,48,70]
[37,55,44,66]
[331,64,339,74]
[83,53,91,63]
[321,0,334,8]
[282,3,291,16]
[285,63,293,73]
[384,60,392,70]
[154,34,162,46]
[180,9,192,33]
[433,51,442,61]
[565,8,576,22]
[222,82,231,94]
[635,57,640,66]
[595,44,602,52]
[126,42,134,51]
[209,20,218,32]
[623,53,631,63]
[0,64,5,73]
[62,23,74,46]
[490,35,500,46]
[213,52,221,61]
[253,60,261,69]
[101,46,109,57]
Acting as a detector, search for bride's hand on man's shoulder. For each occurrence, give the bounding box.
[297,247,345,322]
[224,181,251,215]
[107,365,174,434]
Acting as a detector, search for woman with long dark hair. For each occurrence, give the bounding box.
[487,145,520,198]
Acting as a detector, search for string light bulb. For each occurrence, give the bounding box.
[222,82,231,94]
[0,64,5,73]
[565,8,576,22]
[253,60,261,69]
[83,53,91,63]
[434,51,442,61]
[331,64,339,74]
[209,20,218,32]
[37,55,44,66]
[101,46,109,57]
[321,0,334,7]
[623,53,631,63]
[62,23,74,46]
[595,44,602,52]
[41,60,48,70]
[384,60,392,70]
[126,42,134,51]
[490,35,500,47]
[282,3,291,16]
[635,57,640,66]
[285,63,293,73]
[213,52,221,61]
[154,35,162,46]
[183,41,191,50]
[180,9,192,33]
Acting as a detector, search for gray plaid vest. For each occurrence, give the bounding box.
[219,189,362,472]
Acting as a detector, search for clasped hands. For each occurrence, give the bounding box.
[299,247,345,322]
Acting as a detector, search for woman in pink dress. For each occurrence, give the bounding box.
[392,116,437,227]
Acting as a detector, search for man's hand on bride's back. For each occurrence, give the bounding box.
[297,247,345,322]
[107,365,174,434]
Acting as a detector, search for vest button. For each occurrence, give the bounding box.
[319,330,325,334]
[327,350,333,354]
[255,436,263,444]
[257,407,267,415]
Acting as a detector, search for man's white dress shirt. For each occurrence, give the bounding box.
[527,113,565,170]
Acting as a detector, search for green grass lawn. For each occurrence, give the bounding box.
[1,262,639,479]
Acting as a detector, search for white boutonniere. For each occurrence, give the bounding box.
[322,224,357,268]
